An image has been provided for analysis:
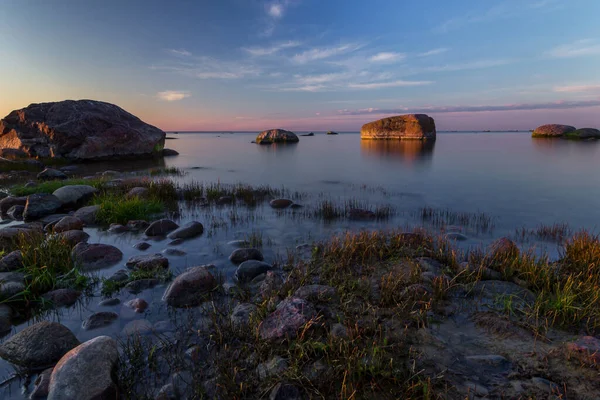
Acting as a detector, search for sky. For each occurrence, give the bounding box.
[1,0,600,131]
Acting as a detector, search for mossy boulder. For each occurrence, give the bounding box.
[361,114,436,140]
[255,129,299,144]
[531,124,576,138]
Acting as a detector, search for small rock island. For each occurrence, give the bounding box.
[532,124,600,140]
[361,114,436,140]
[255,129,299,144]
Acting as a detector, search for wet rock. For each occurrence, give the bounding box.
[133,242,152,251]
[57,230,89,246]
[126,187,149,199]
[53,216,84,233]
[294,285,336,302]
[0,197,28,217]
[52,185,97,207]
[126,253,169,270]
[108,223,128,233]
[330,323,348,339]
[0,304,12,333]
[72,242,123,270]
[270,382,304,400]
[229,247,264,264]
[107,269,129,283]
[24,194,63,221]
[37,168,67,181]
[145,219,179,236]
[99,298,121,307]
[42,289,81,307]
[348,208,376,220]
[567,336,600,365]
[168,238,184,246]
[6,205,24,220]
[0,250,23,272]
[122,319,153,335]
[125,298,149,313]
[0,280,26,301]
[163,265,217,307]
[48,336,118,400]
[126,279,159,294]
[231,303,258,329]
[81,311,119,330]
[445,232,468,241]
[162,248,187,256]
[126,220,149,231]
[30,367,53,399]
[236,260,272,283]
[257,356,288,379]
[269,199,293,209]
[167,221,204,239]
[162,148,179,156]
[0,321,79,370]
[73,205,100,225]
[228,240,251,248]
[259,297,317,341]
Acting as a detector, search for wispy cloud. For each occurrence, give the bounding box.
[292,43,362,63]
[243,40,301,56]
[168,49,192,57]
[156,91,191,102]
[152,57,261,80]
[546,39,600,58]
[554,84,600,93]
[369,52,405,63]
[337,99,600,115]
[418,48,449,57]
[262,0,298,36]
[423,59,514,72]
[347,80,432,90]
[267,3,284,18]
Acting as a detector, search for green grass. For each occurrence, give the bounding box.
[101,267,172,297]
[93,194,164,225]
[11,178,107,196]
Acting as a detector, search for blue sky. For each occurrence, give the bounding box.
[1,0,599,131]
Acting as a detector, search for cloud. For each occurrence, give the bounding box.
[546,39,600,58]
[243,40,301,56]
[337,99,600,115]
[347,80,432,90]
[554,84,600,93]
[156,91,191,102]
[168,49,192,57]
[267,3,284,18]
[292,43,362,63]
[152,57,261,80]
[423,59,514,72]
[369,52,405,63]
[418,48,449,57]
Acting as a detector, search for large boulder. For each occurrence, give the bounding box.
[0,196,27,215]
[531,124,576,138]
[565,128,600,140]
[0,321,79,370]
[162,265,217,307]
[0,100,166,160]
[52,185,98,207]
[53,216,84,233]
[256,129,299,144]
[361,114,436,140]
[48,336,118,400]
[73,205,100,225]
[23,194,62,221]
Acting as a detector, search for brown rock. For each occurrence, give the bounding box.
[72,243,123,270]
[361,114,436,140]
[532,124,576,137]
[53,216,84,233]
[256,129,299,144]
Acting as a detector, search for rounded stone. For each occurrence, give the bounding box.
[81,311,119,330]
[162,265,217,308]
[229,248,264,264]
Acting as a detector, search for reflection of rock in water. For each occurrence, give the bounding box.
[256,142,298,155]
[360,140,435,165]
[531,136,599,155]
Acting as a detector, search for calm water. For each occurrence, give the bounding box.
[2,131,600,398]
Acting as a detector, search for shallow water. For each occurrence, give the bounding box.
[1,131,600,398]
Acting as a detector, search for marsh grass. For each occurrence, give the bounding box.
[11,178,107,196]
[310,199,395,221]
[93,194,164,225]
[419,207,495,232]
[514,223,572,243]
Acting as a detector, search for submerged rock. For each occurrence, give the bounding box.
[48,336,118,400]
[167,220,204,239]
[0,100,166,160]
[133,242,152,251]
[269,199,293,209]
[72,242,123,270]
[162,265,217,307]
[361,114,436,140]
[125,279,159,294]
[0,321,79,370]
[81,311,119,330]
[23,194,63,221]
[532,124,576,138]
[145,219,179,236]
[162,148,179,156]
[124,298,149,313]
[259,297,317,341]
[229,248,264,264]
[255,129,299,144]
[122,319,153,335]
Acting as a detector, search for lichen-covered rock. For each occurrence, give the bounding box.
[361,114,436,140]
[0,321,79,369]
[52,185,97,207]
[23,194,62,221]
[532,124,577,137]
[259,297,317,341]
[162,265,217,307]
[0,100,166,160]
[48,336,118,400]
[256,129,299,144]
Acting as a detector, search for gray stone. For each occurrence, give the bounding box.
[0,304,12,333]
[6,205,24,220]
[126,220,149,231]
[30,367,53,399]
[124,298,149,313]
[0,321,79,369]
[57,230,89,246]
[48,336,118,400]
[270,382,304,400]
[145,219,179,236]
[167,221,204,239]
[330,323,348,339]
[162,265,217,307]
[162,248,187,256]
[52,185,97,207]
[24,194,63,221]
[73,205,100,225]
[81,311,118,330]
[42,289,81,307]
[0,250,23,272]
[72,242,123,270]
[257,356,288,379]
[294,285,336,302]
[230,303,258,329]
[99,298,121,307]
[37,168,67,181]
[0,196,27,215]
[126,187,149,199]
[108,223,128,233]
[126,253,169,270]
[133,242,151,251]
[259,297,317,341]
[125,278,159,294]
[53,216,84,233]
[229,248,264,264]
[236,260,272,283]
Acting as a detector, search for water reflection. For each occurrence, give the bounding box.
[360,140,435,166]
[255,142,298,155]
[531,137,600,156]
